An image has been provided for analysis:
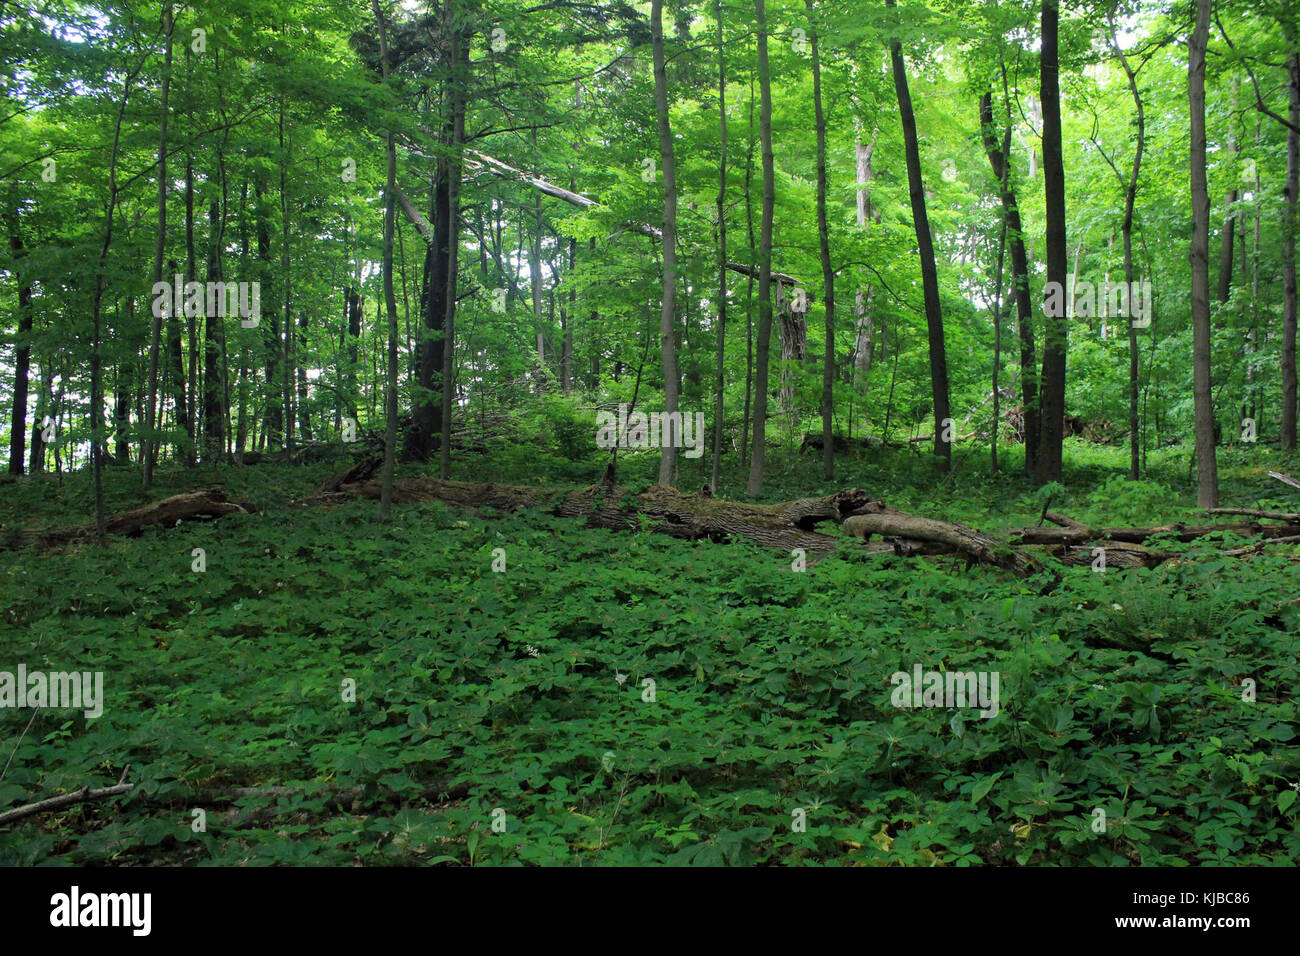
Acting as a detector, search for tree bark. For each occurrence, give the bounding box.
[652,0,681,487]
[710,0,728,495]
[1189,0,1220,507]
[142,2,173,486]
[745,0,776,497]
[810,1,835,482]
[1108,13,1145,481]
[888,0,951,469]
[1038,0,1068,483]
[6,214,34,474]
[981,82,1039,475]
[1282,52,1299,449]
[439,24,466,481]
[375,0,399,521]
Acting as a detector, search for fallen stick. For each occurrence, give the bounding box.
[1268,470,1300,491]
[1207,507,1300,521]
[0,782,134,826]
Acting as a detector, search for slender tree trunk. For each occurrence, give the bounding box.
[184,147,199,461]
[439,26,466,481]
[254,175,281,448]
[1189,0,1219,507]
[710,0,728,494]
[745,0,775,497]
[280,93,295,454]
[1282,52,1299,449]
[652,0,681,487]
[115,299,134,462]
[740,74,756,470]
[28,359,46,473]
[980,80,1039,473]
[203,199,226,461]
[375,0,399,520]
[6,215,34,474]
[1109,15,1145,480]
[810,1,835,481]
[1218,81,1239,305]
[142,1,173,486]
[90,59,144,539]
[853,135,876,374]
[889,0,951,469]
[1038,0,1069,483]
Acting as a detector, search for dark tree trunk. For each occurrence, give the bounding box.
[1038,0,1069,483]
[810,0,835,481]
[980,86,1039,474]
[1189,0,1219,506]
[744,0,775,496]
[7,215,34,474]
[889,0,951,470]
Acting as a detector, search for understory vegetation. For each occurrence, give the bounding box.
[2,435,1297,866]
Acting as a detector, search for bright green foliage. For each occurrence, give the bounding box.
[1,446,1296,866]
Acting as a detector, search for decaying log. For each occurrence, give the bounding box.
[1207,507,1300,521]
[1051,541,1173,569]
[1008,518,1300,546]
[20,489,250,548]
[339,472,883,554]
[843,512,1042,575]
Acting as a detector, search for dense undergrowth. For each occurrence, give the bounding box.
[1,435,1297,865]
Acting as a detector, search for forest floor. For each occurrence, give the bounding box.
[1,438,1297,865]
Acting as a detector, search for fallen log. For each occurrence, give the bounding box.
[338,471,884,554]
[843,512,1042,575]
[1008,518,1300,546]
[21,489,251,548]
[1207,507,1300,521]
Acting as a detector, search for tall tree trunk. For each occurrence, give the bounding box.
[254,175,281,447]
[142,1,173,485]
[28,359,46,473]
[889,0,951,470]
[184,146,199,462]
[740,74,756,471]
[745,0,775,497]
[1218,81,1239,305]
[279,93,295,454]
[1038,0,1068,483]
[1109,15,1145,480]
[412,100,454,460]
[439,25,466,481]
[853,136,875,374]
[375,0,399,520]
[297,312,312,442]
[810,0,835,481]
[1282,52,1299,450]
[530,167,546,385]
[203,198,226,461]
[89,57,144,539]
[710,0,728,494]
[6,215,34,474]
[652,0,681,487]
[1189,0,1219,507]
[115,299,134,462]
[981,75,1039,474]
